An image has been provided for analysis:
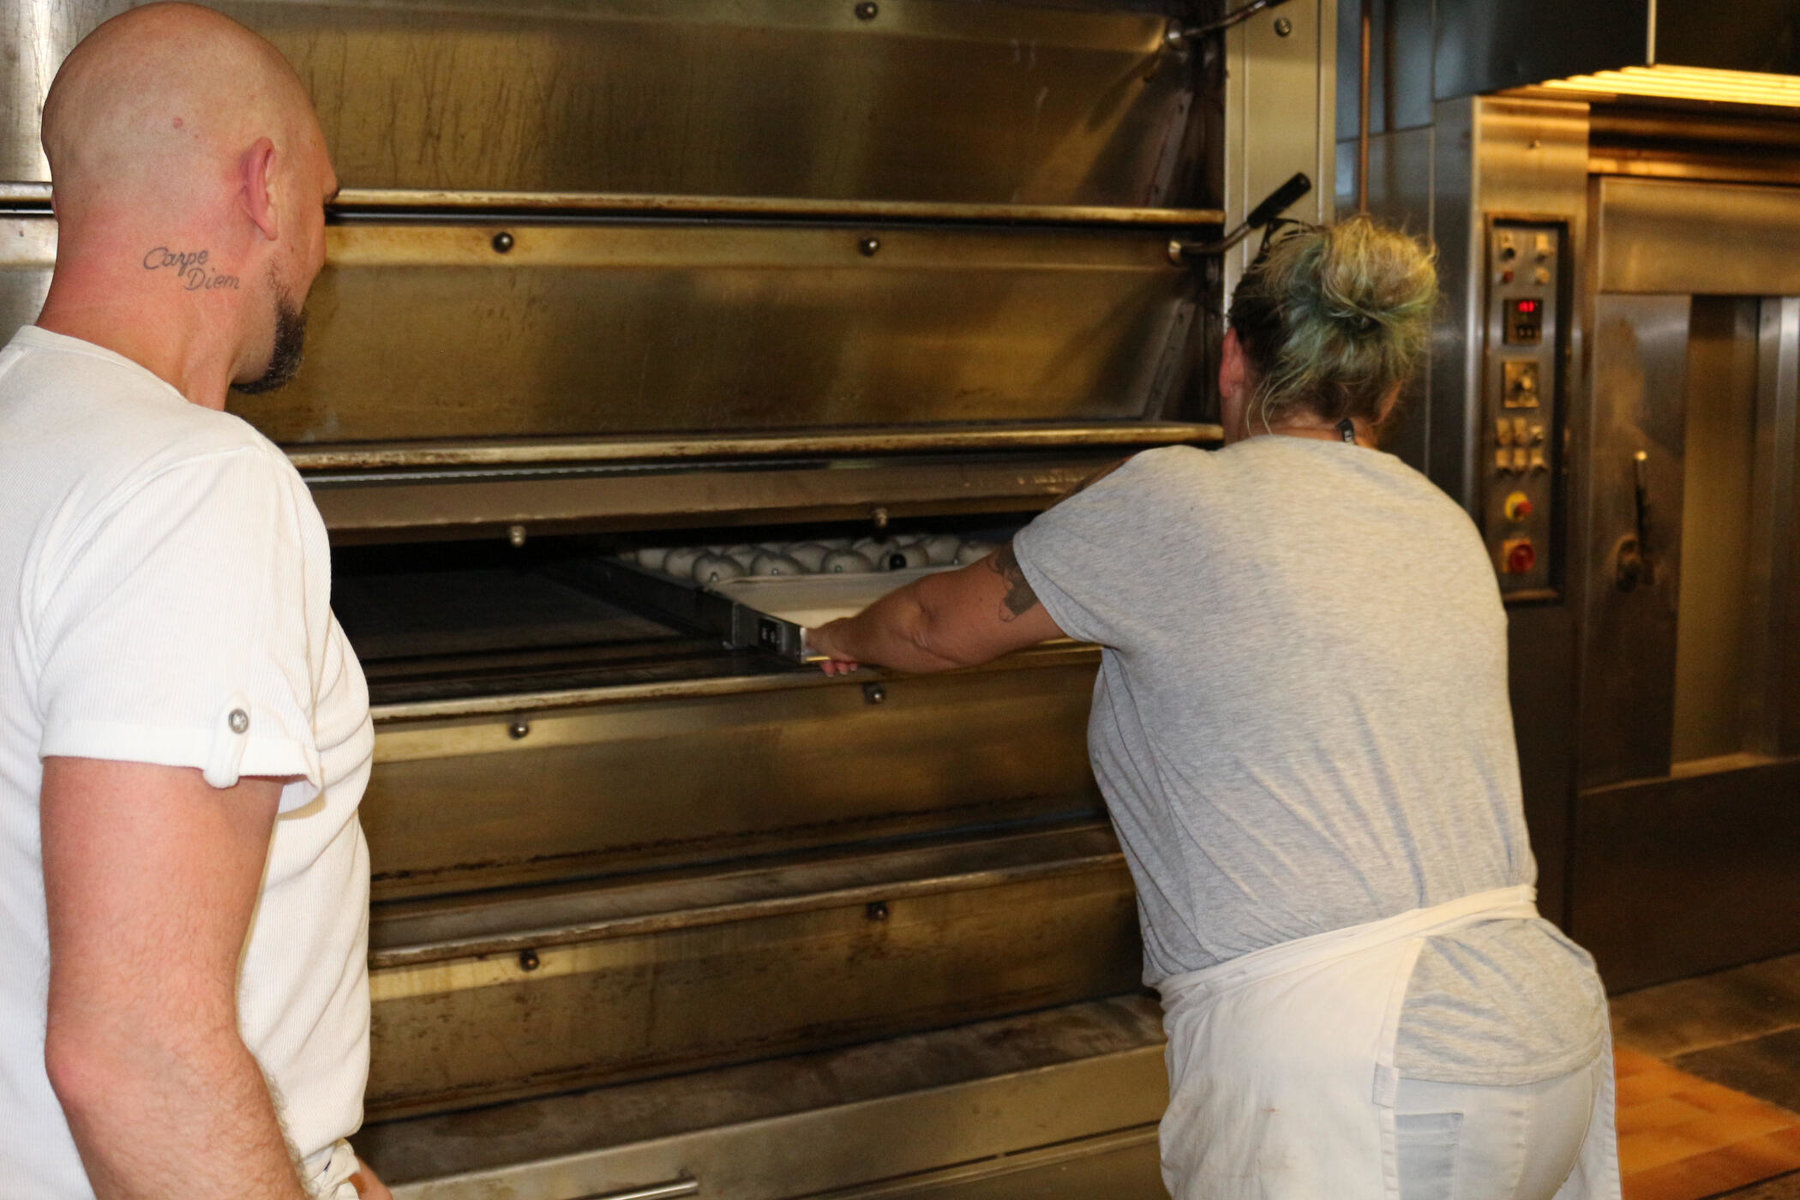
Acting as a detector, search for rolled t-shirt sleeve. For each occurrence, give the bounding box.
[1012,447,1206,649]
[34,447,324,802]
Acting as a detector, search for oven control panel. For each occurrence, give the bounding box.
[1482,220,1563,598]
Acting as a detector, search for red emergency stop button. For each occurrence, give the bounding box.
[1504,492,1534,522]
[1502,538,1537,575]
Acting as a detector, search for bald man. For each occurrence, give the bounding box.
[0,5,385,1198]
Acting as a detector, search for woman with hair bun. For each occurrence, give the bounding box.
[807,216,1618,1200]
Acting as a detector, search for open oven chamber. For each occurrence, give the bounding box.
[0,1,1246,1196]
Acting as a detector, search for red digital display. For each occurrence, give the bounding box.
[1503,297,1544,346]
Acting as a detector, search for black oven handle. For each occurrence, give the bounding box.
[1177,0,1297,40]
[1167,172,1314,264]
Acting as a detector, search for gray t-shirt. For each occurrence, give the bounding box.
[1013,439,1606,1085]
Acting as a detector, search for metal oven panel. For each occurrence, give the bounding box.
[363,995,1170,1200]
[302,450,1194,543]
[0,217,1202,448]
[3,0,1206,207]
[4,1,1205,207]
[365,825,1139,1119]
[363,653,1104,899]
[254,221,1197,445]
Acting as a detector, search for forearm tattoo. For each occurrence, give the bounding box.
[989,542,1041,621]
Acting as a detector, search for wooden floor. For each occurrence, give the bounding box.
[1613,953,1800,1199]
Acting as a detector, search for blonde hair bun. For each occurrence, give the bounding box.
[1227,215,1438,431]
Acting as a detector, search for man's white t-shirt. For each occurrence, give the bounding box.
[0,326,374,1198]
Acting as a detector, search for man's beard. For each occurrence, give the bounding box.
[232,292,307,395]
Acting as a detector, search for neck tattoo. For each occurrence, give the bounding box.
[141,245,240,292]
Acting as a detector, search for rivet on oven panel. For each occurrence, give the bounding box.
[492,231,515,253]
[866,901,890,922]
[1273,17,1293,36]
[508,719,531,740]
[507,523,528,548]
[863,682,887,705]
[854,1,878,20]
[518,948,540,971]
[858,236,881,257]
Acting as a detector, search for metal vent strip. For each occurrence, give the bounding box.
[288,424,1223,473]
[0,183,1226,231]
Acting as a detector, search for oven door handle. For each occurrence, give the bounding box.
[1617,449,1653,592]
[574,1179,699,1200]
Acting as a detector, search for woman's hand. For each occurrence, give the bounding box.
[351,1159,393,1200]
[806,620,862,675]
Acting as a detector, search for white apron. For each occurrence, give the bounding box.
[1156,886,1620,1200]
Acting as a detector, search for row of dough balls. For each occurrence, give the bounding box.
[622,535,1003,584]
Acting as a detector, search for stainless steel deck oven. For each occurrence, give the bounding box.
[0,2,1277,1197]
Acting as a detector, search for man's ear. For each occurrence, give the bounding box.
[240,137,279,241]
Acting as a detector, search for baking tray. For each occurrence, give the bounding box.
[558,556,957,663]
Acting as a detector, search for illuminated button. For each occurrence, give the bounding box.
[1535,266,1552,285]
[1512,416,1529,443]
[1529,448,1549,473]
[1502,538,1538,575]
[1497,419,1514,447]
[1504,492,1533,522]
[1495,448,1512,473]
[1530,424,1546,445]
[1536,233,1554,260]
[1512,447,1529,472]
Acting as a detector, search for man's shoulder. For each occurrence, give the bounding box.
[2,328,295,502]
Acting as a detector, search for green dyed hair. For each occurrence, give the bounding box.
[1227,214,1438,432]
